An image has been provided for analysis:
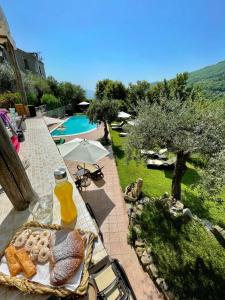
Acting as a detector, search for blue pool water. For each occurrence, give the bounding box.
[51,115,97,136]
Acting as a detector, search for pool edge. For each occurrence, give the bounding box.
[50,116,97,137]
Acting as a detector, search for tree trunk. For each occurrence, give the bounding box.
[0,119,37,210]
[171,151,189,200]
[103,119,109,141]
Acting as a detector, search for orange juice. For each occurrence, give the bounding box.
[54,168,77,224]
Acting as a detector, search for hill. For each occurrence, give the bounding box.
[188,61,225,98]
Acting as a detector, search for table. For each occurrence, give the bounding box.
[0,118,107,300]
[0,190,107,300]
[75,168,89,178]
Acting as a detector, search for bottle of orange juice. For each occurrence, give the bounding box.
[54,168,77,224]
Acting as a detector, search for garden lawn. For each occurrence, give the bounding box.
[138,201,225,300]
[110,130,225,227]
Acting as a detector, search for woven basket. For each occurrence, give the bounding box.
[0,221,97,297]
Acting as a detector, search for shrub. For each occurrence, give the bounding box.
[27,93,37,105]
[0,92,21,108]
[41,93,60,109]
[0,63,16,93]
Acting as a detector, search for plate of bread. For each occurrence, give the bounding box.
[0,221,96,297]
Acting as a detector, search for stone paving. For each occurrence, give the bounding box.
[64,124,164,300]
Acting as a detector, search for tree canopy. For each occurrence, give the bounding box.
[0,63,86,109]
[126,80,151,114]
[58,82,85,107]
[126,74,225,200]
[95,79,127,101]
[87,99,119,141]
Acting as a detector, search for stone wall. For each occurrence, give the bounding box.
[15,48,45,78]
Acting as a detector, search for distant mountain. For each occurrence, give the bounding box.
[85,89,95,99]
[188,61,225,98]
[85,61,225,99]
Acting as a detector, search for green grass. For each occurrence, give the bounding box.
[138,201,225,300]
[110,130,225,227]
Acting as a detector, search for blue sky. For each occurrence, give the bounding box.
[1,0,225,90]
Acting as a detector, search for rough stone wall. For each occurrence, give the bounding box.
[0,46,46,78]
[15,48,46,78]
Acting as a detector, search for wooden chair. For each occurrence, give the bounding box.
[89,257,137,300]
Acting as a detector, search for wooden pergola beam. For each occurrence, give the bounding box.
[0,119,37,210]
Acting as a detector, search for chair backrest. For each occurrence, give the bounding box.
[90,257,137,300]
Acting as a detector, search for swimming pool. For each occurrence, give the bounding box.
[51,115,97,136]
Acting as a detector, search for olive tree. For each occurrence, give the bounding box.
[127,80,151,114]
[126,97,225,200]
[87,99,119,141]
[95,79,127,101]
[59,82,86,108]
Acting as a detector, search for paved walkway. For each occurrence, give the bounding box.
[64,125,163,300]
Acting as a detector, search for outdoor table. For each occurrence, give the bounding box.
[0,185,107,300]
[0,118,108,300]
[75,168,89,178]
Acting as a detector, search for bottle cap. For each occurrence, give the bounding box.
[54,167,67,180]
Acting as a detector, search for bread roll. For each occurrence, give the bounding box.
[15,248,36,278]
[5,245,21,276]
[50,230,85,285]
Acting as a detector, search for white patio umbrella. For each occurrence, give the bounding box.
[43,116,63,127]
[58,138,109,164]
[118,111,131,119]
[58,138,109,189]
[78,101,90,106]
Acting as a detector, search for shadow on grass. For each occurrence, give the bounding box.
[164,167,200,187]
[182,189,210,220]
[166,258,225,300]
[139,202,225,300]
[111,144,125,159]
[139,203,184,253]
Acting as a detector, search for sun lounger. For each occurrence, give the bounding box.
[146,157,175,169]
[119,132,128,137]
[159,148,168,155]
[111,121,125,131]
[89,257,137,300]
[141,148,167,159]
[111,121,125,127]
[141,149,156,156]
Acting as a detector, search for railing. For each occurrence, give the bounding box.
[42,105,71,118]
